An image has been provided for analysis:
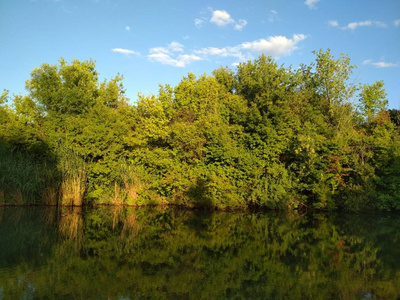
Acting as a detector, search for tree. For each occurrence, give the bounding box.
[312,49,356,109]
[1,53,399,210]
[25,58,128,114]
[0,90,10,128]
[0,89,8,105]
[357,80,388,122]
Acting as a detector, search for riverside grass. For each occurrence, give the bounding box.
[59,159,87,206]
[0,143,84,206]
[0,143,45,205]
[0,144,148,207]
[119,159,146,205]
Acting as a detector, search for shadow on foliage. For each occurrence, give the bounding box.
[186,177,215,209]
[0,138,61,205]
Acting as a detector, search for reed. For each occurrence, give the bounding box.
[59,168,87,206]
[118,159,145,205]
[0,143,48,204]
[41,206,58,225]
[42,186,58,206]
[39,163,61,206]
[121,209,141,239]
[59,206,83,243]
[9,189,24,205]
[0,189,4,204]
[110,181,125,205]
[58,148,88,206]
[109,205,125,228]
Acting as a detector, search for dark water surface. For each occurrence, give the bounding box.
[0,206,400,299]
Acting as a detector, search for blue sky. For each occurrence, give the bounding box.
[1,0,399,108]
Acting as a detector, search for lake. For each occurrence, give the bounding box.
[0,206,400,299]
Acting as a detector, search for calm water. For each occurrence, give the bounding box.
[0,207,400,299]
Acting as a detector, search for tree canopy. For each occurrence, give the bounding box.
[1,50,399,211]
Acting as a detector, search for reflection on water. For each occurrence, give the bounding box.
[0,206,400,299]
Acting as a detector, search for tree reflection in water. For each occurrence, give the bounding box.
[0,206,400,299]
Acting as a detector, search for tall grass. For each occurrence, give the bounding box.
[0,142,161,206]
[117,159,146,205]
[0,143,56,205]
[0,141,92,206]
[121,208,141,240]
[58,206,83,244]
[58,148,88,206]
[0,143,149,206]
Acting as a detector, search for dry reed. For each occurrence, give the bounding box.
[59,206,83,243]
[42,186,58,206]
[59,150,88,206]
[119,160,146,205]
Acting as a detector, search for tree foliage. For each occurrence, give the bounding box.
[1,51,399,210]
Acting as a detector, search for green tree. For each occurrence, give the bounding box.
[26,58,99,115]
[357,80,388,122]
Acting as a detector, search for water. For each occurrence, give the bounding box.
[0,206,400,299]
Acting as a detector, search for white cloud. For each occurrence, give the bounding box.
[344,20,386,30]
[125,26,130,31]
[148,34,306,67]
[194,46,248,61]
[328,20,339,27]
[377,21,389,28]
[169,41,184,52]
[149,41,184,55]
[194,34,306,62]
[148,42,201,67]
[347,20,371,29]
[194,18,205,28]
[112,48,140,56]
[195,47,229,57]
[330,20,387,30]
[234,19,247,31]
[305,0,320,9]
[240,34,307,58]
[208,9,247,30]
[394,19,400,26]
[210,10,234,26]
[148,53,174,65]
[178,54,203,66]
[149,47,169,55]
[363,59,399,68]
[373,62,398,68]
[268,10,279,23]
[148,53,202,68]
